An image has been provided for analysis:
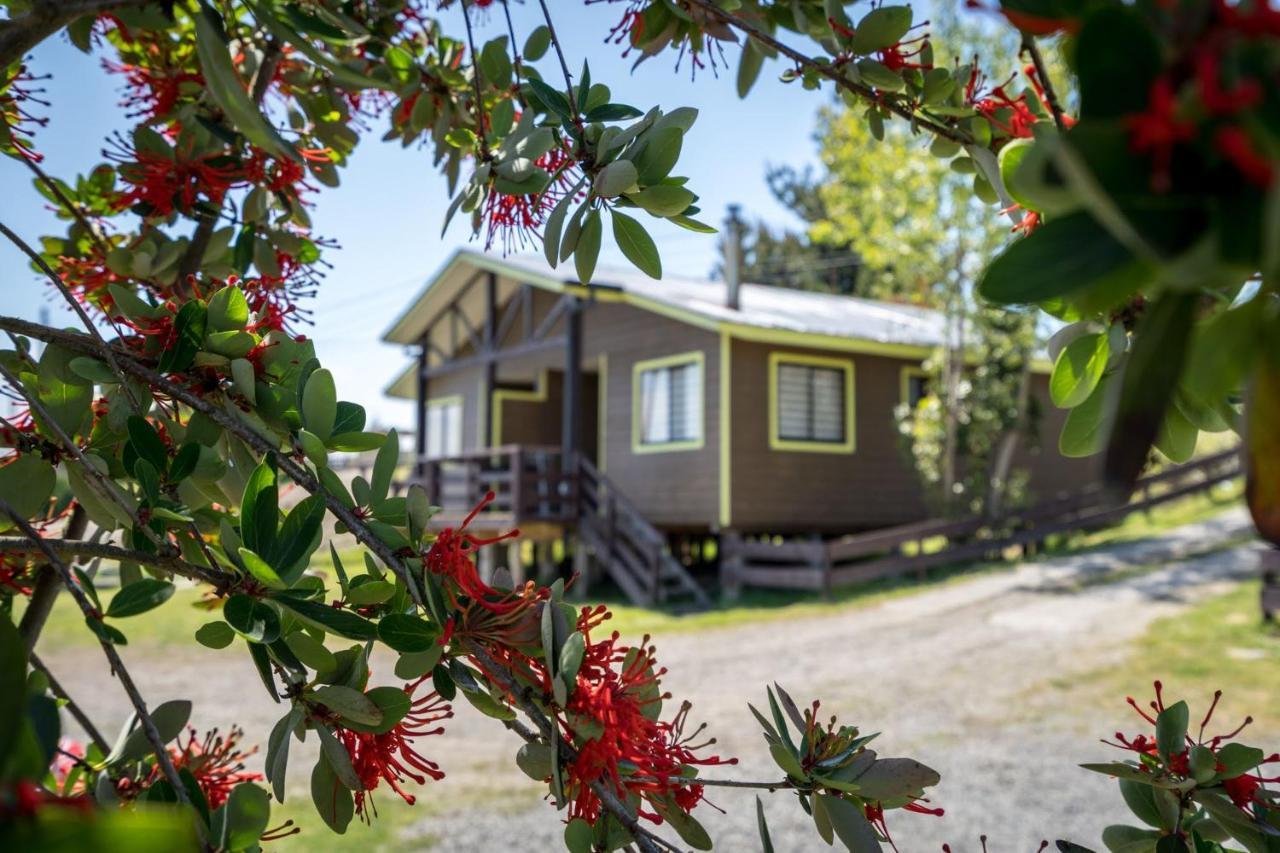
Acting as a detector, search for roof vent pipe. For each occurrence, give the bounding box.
[724,204,744,311]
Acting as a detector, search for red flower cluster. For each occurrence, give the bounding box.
[334,674,452,818]
[104,57,203,123]
[168,725,262,809]
[1126,2,1275,191]
[109,138,242,218]
[1105,682,1279,814]
[558,606,735,824]
[965,64,1071,143]
[483,146,582,252]
[0,63,50,162]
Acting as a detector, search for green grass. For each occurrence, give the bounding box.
[1069,580,1280,735]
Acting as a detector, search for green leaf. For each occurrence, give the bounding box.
[558,631,585,685]
[979,212,1146,306]
[1155,700,1189,762]
[542,180,580,269]
[1101,825,1162,853]
[849,757,939,801]
[460,684,517,720]
[224,594,281,643]
[371,429,398,504]
[310,750,354,833]
[819,793,883,852]
[756,796,775,853]
[0,618,27,773]
[0,454,56,534]
[238,547,286,590]
[107,699,192,766]
[769,742,807,780]
[1051,333,1110,409]
[1075,6,1162,120]
[224,783,271,850]
[207,285,250,331]
[593,159,638,199]
[1060,372,1115,458]
[737,41,765,98]
[284,631,336,671]
[193,4,300,162]
[310,685,383,726]
[106,579,175,619]
[302,368,338,442]
[328,431,385,452]
[633,127,682,185]
[611,211,662,279]
[574,209,602,284]
[240,460,279,558]
[265,707,300,802]
[523,25,551,61]
[627,185,695,217]
[195,620,236,649]
[157,301,206,374]
[275,595,378,640]
[394,646,443,680]
[1214,743,1266,780]
[856,59,905,92]
[273,494,326,582]
[1105,293,1197,491]
[169,442,201,483]
[377,613,438,653]
[316,725,362,790]
[33,344,93,440]
[341,686,412,735]
[849,6,913,54]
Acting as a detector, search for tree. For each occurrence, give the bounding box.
[0,2,1276,852]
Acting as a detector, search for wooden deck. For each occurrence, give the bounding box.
[721,448,1243,598]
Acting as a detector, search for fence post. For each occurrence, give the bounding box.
[719,532,741,602]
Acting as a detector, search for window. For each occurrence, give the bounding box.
[633,352,703,452]
[902,368,930,408]
[768,353,854,453]
[425,397,462,458]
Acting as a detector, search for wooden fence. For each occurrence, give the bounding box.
[721,448,1243,598]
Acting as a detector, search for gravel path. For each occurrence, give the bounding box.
[40,508,1272,852]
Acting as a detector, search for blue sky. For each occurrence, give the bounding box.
[0,4,826,428]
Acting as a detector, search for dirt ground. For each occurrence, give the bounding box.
[40,508,1277,852]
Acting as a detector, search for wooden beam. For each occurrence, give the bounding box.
[415,340,428,477]
[493,283,528,350]
[562,296,583,466]
[483,272,497,447]
[533,292,572,343]
[421,336,568,379]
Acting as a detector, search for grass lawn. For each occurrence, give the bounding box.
[1064,579,1280,735]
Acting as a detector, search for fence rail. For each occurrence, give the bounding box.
[721,448,1243,598]
[412,445,576,529]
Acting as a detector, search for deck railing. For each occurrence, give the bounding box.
[414,445,576,528]
[721,447,1244,598]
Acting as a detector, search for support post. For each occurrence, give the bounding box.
[415,338,429,478]
[561,295,584,469]
[483,272,497,448]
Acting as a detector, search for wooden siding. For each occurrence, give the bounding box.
[581,300,720,530]
[726,339,1100,534]
[424,365,484,453]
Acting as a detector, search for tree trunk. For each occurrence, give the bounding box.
[986,361,1032,519]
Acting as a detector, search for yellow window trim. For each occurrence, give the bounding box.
[490,369,550,447]
[718,331,731,529]
[900,365,929,407]
[768,351,856,454]
[631,350,706,454]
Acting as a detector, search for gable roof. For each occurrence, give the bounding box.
[382,249,954,350]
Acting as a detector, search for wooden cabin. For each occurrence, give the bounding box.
[382,249,1097,605]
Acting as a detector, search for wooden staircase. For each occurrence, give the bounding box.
[577,457,710,610]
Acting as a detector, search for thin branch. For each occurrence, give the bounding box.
[500,0,522,87]
[0,315,427,608]
[1021,35,1067,133]
[0,496,191,805]
[29,651,111,753]
[460,0,492,161]
[0,537,232,590]
[681,0,970,145]
[21,157,112,259]
[17,506,87,654]
[0,359,164,549]
[0,220,145,414]
[534,0,581,121]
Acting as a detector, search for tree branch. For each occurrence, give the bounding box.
[534,0,582,125]
[1021,35,1067,133]
[17,506,87,654]
[0,0,152,69]
[29,650,111,753]
[460,1,492,161]
[0,536,232,590]
[0,496,191,805]
[0,219,146,414]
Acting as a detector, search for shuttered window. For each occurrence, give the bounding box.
[637,358,702,447]
[425,400,462,458]
[776,362,847,443]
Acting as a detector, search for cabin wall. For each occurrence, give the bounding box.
[1013,374,1103,501]
[581,300,720,531]
[422,365,485,453]
[727,340,928,533]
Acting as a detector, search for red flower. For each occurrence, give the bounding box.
[559,608,735,823]
[334,674,452,818]
[1214,125,1274,188]
[1125,77,1196,192]
[0,64,50,162]
[876,25,932,72]
[483,146,582,252]
[110,137,243,217]
[1223,762,1280,813]
[423,490,526,614]
[104,58,203,123]
[168,726,263,809]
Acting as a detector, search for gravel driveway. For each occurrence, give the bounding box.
[40,508,1273,852]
